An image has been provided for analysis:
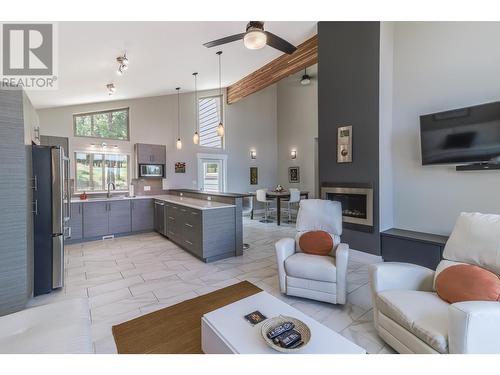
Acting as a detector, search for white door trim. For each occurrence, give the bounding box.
[197,153,228,192]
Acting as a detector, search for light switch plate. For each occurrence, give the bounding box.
[144,186,151,191]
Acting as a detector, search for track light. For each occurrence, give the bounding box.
[116,53,129,75]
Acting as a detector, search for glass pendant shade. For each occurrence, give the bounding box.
[244,30,267,50]
[176,138,182,150]
[193,131,199,144]
[217,122,225,137]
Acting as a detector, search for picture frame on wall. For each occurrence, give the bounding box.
[288,167,300,183]
[250,167,258,185]
[175,162,186,173]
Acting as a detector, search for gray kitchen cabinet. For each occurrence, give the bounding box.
[108,200,131,234]
[83,201,109,238]
[40,135,69,157]
[67,202,83,241]
[135,143,166,164]
[131,199,154,232]
[158,200,235,262]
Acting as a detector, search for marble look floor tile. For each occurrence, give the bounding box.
[91,292,157,321]
[88,275,144,297]
[89,287,132,309]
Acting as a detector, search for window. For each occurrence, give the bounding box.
[74,108,129,140]
[197,153,227,193]
[198,96,223,148]
[75,152,129,192]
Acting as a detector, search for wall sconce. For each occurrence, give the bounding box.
[250,150,257,159]
[291,150,297,159]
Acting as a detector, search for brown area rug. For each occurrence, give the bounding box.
[112,280,262,354]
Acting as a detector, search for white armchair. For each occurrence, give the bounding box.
[275,199,348,304]
[369,212,500,354]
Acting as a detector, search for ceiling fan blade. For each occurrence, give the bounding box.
[203,33,245,48]
[265,32,297,54]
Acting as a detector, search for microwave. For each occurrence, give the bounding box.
[138,164,164,178]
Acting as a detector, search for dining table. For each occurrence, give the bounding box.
[250,190,309,226]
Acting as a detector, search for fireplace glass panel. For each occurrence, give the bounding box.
[326,193,367,219]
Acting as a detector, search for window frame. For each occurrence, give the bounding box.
[197,94,225,150]
[74,150,130,193]
[73,107,130,141]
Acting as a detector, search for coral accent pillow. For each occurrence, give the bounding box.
[435,264,500,304]
[299,231,333,256]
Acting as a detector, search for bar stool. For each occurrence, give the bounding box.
[256,188,275,223]
[283,188,301,223]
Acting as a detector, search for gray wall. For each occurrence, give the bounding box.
[38,86,278,196]
[0,89,29,315]
[391,22,500,234]
[277,64,319,198]
[318,22,381,254]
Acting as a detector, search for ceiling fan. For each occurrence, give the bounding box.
[203,21,298,55]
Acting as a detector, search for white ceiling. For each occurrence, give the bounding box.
[28,21,317,109]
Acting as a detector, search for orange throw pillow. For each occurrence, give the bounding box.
[299,231,333,256]
[435,264,500,304]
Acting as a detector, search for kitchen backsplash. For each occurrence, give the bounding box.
[131,178,168,196]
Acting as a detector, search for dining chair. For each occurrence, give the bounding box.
[283,188,301,223]
[256,188,275,223]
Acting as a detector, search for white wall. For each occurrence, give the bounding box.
[277,65,318,197]
[37,86,278,194]
[391,22,500,235]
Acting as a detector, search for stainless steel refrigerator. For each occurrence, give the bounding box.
[32,145,70,296]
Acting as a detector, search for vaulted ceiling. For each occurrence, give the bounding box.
[28,21,317,109]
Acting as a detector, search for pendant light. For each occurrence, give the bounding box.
[300,68,311,85]
[192,72,200,145]
[176,87,182,150]
[216,51,225,137]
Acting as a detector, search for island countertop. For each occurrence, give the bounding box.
[71,194,235,210]
[168,189,253,198]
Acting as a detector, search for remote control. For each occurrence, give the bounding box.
[266,322,295,339]
[276,330,302,348]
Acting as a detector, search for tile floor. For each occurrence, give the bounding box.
[29,217,396,354]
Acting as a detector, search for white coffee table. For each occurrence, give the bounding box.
[201,291,365,354]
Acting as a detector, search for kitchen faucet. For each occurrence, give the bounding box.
[107,182,115,198]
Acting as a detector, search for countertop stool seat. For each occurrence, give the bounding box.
[256,189,275,223]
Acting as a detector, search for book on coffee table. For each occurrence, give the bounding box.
[244,310,267,325]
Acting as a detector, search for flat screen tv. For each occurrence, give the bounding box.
[420,100,500,165]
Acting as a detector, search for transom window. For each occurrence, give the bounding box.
[74,108,129,140]
[75,152,129,192]
[198,96,223,149]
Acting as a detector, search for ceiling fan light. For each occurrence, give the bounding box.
[217,122,225,137]
[244,30,267,50]
[300,74,311,85]
[176,138,182,150]
[193,131,199,145]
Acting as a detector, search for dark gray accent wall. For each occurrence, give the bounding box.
[0,89,29,315]
[318,22,381,255]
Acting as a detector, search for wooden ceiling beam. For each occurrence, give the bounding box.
[226,34,318,104]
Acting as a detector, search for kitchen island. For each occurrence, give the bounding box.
[67,193,241,262]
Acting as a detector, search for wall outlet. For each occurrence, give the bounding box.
[207,196,212,201]
[144,186,151,191]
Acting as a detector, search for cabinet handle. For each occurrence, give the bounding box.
[185,240,193,245]
[185,223,193,228]
[168,216,175,220]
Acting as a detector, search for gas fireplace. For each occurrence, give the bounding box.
[321,184,373,229]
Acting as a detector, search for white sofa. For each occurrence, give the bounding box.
[275,199,348,304]
[369,212,500,354]
[0,298,93,354]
